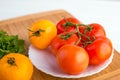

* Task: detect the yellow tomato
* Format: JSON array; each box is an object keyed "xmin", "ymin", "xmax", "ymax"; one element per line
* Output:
[
  {"xmin": 28, "ymin": 20, "xmax": 57, "ymax": 49},
  {"xmin": 0, "ymin": 53, "xmax": 33, "ymax": 80}
]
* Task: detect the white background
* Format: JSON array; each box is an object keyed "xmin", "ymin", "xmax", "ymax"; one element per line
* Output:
[{"xmin": 0, "ymin": 0, "xmax": 120, "ymax": 52}]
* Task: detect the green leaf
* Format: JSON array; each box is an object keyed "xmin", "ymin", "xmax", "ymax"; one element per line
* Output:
[{"xmin": 0, "ymin": 30, "xmax": 25, "ymax": 59}]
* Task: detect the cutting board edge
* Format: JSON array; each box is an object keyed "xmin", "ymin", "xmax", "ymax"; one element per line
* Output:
[{"xmin": 0, "ymin": 9, "xmax": 71, "ymax": 25}]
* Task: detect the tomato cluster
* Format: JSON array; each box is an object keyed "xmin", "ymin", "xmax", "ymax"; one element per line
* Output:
[
  {"xmin": 50, "ymin": 17, "xmax": 112, "ymax": 74},
  {"xmin": 28, "ymin": 18, "xmax": 112, "ymax": 75}
]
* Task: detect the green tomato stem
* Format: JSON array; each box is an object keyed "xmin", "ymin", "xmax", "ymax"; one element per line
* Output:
[{"xmin": 28, "ymin": 29, "xmax": 45, "ymax": 37}]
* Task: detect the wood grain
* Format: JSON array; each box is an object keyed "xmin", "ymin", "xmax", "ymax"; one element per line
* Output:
[{"xmin": 0, "ymin": 10, "xmax": 120, "ymax": 80}]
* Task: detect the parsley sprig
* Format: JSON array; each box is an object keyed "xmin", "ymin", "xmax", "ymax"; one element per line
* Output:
[{"xmin": 0, "ymin": 31, "xmax": 25, "ymax": 59}]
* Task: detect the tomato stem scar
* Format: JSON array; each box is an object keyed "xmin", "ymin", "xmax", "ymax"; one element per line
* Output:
[{"xmin": 7, "ymin": 57, "xmax": 17, "ymax": 66}]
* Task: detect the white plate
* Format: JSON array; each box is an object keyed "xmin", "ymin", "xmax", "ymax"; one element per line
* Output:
[{"xmin": 28, "ymin": 45, "xmax": 114, "ymax": 78}]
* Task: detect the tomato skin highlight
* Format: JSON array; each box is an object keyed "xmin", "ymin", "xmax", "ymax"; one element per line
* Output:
[
  {"xmin": 56, "ymin": 45, "xmax": 89, "ymax": 74},
  {"xmin": 50, "ymin": 32, "xmax": 79, "ymax": 56},
  {"xmin": 85, "ymin": 36, "xmax": 112, "ymax": 65},
  {"xmin": 57, "ymin": 17, "xmax": 81, "ymax": 34}
]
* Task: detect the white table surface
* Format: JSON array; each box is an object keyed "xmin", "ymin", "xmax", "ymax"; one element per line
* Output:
[{"xmin": 0, "ymin": 0, "xmax": 120, "ymax": 52}]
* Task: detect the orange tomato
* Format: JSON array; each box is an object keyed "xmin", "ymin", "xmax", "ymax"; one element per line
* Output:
[
  {"xmin": 56, "ymin": 45, "xmax": 89, "ymax": 74},
  {"xmin": 0, "ymin": 53, "xmax": 33, "ymax": 80},
  {"xmin": 28, "ymin": 20, "xmax": 57, "ymax": 49}
]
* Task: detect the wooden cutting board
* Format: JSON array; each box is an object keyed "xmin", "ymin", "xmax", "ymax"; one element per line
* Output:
[{"xmin": 0, "ymin": 10, "xmax": 120, "ymax": 80}]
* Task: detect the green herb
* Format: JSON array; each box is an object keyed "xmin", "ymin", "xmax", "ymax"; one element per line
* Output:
[{"xmin": 0, "ymin": 30, "xmax": 25, "ymax": 59}]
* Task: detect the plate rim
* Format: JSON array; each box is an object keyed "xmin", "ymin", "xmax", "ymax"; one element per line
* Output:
[{"xmin": 28, "ymin": 45, "xmax": 114, "ymax": 78}]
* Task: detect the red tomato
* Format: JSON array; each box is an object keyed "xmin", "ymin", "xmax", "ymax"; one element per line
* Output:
[
  {"xmin": 56, "ymin": 45, "xmax": 89, "ymax": 74},
  {"xmin": 89, "ymin": 23, "xmax": 106, "ymax": 37},
  {"xmin": 85, "ymin": 36, "xmax": 112, "ymax": 65},
  {"xmin": 79, "ymin": 23, "xmax": 106, "ymax": 47},
  {"xmin": 79, "ymin": 23, "xmax": 106, "ymax": 41},
  {"xmin": 56, "ymin": 17, "xmax": 81, "ymax": 34},
  {"xmin": 50, "ymin": 32, "xmax": 79, "ymax": 56}
]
